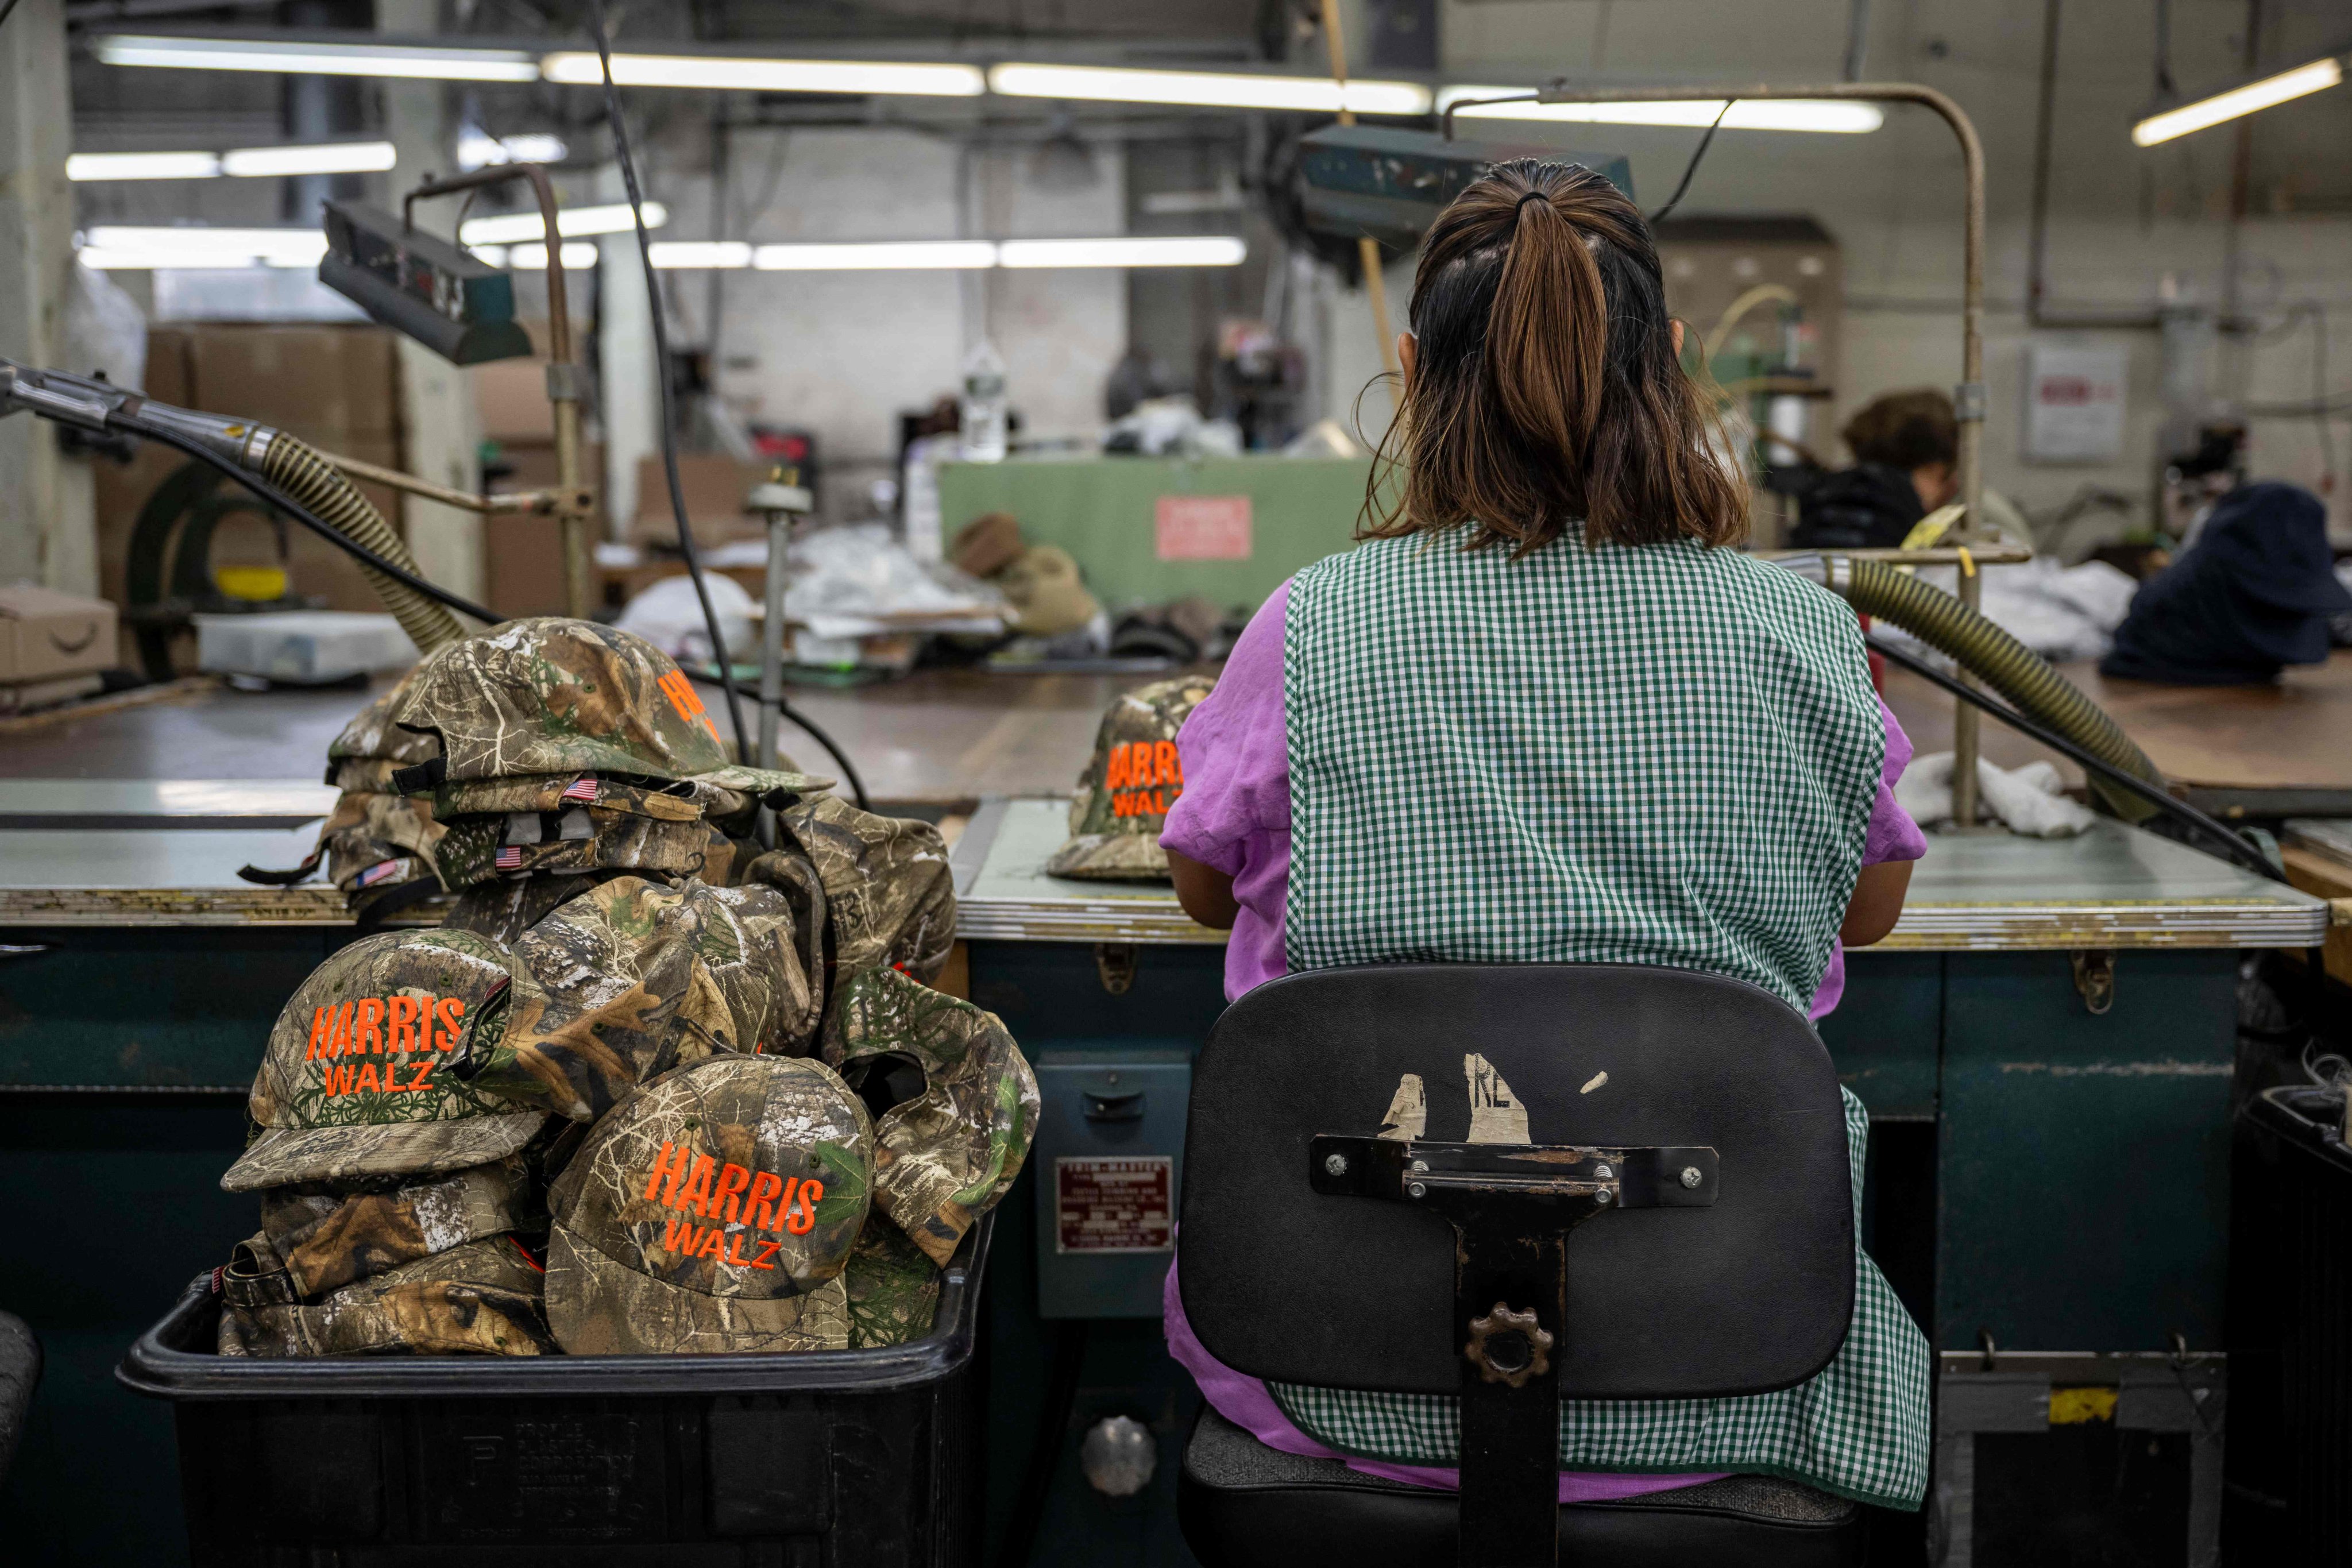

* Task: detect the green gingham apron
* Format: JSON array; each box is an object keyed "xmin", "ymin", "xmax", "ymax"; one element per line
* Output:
[{"xmin": 1271, "ymin": 532, "xmax": 1932, "ymax": 1509}]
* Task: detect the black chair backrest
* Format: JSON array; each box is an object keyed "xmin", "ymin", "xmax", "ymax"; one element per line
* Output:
[{"xmin": 1179, "ymin": 964, "xmax": 1853, "ymax": 1400}]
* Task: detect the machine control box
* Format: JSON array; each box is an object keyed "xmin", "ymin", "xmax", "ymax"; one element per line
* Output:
[{"xmin": 1033, "ymin": 1050, "xmax": 1190, "ymax": 1319}]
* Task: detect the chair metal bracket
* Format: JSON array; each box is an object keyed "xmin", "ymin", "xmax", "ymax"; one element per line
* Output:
[{"xmin": 1310, "ymin": 1134, "xmax": 1720, "ymax": 1568}]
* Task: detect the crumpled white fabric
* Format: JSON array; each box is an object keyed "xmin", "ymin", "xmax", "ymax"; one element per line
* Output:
[{"xmin": 1895, "ymin": 750, "xmax": 2097, "ymax": 838}]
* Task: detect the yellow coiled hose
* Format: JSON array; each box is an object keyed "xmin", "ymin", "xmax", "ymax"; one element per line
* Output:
[
  {"xmin": 1820, "ymin": 555, "xmax": 2165, "ymax": 822},
  {"xmin": 257, "ymin": 432, "xmax": 466, "ymax": 655}
]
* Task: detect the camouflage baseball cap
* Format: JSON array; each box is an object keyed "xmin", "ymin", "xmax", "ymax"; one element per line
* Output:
[
  {"xmin": 217, "ymin": 1231, "xmax": 555, "ymax": 1357},
  {"xmin": 843, "ymin": 1220, "xmax": 942, "ymax": 1348},
  {"xmin": 391, "ymin": 617, "xmax": 831, "ymax": 794},
  {"xmin": 822, "ymin": 968, "xmax": 1039, "ymax": 1266},
  {"xmin": 760, "ymin": 796, "xmax": 956, "ymax": 984},
  {"xmin": 544, "ymin": 1054, "xmax": 873, "ymax": 1355},
  {"xmin": 1046, "ymin": 674, "xmax": 1216, "ymax": 880},
  {"xmin": 256, "ymin": 1152, "xmax": 540, "ymax": 1299},
  {"xmin": 221, "ymin": 930, "xmax": 549, "ymax": 1194},
  {"xmin": 453, "ymin": 876, "xmax": 814, "ymax": 1124}
]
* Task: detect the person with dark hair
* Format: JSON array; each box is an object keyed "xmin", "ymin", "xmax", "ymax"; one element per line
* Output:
[
  {"xmin": 1154, "ymin": 161, "xmax": 1931, "ymax": 1512},
  {"xmin": 2102, "ymin": 480, "xmax": 2351, "ymax": 684}
]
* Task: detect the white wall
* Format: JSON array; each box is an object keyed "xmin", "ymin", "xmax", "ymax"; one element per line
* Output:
[{"xmin": 699, "ymin": 129, "xmax": 1126, "ymax": 510}]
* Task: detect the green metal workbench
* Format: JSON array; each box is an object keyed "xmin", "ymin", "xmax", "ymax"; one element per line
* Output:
[{"xmin": 0, "ymin": 785, "xmax": 2330, "ymax": 1564}]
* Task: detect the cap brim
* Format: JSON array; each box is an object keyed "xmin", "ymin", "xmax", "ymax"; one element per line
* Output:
[
  {"xmin": 1045, "ymin": 832, "xmax": 1173, "ymax": 881},
  {"xmin": 221, "ymin": 1110, "xmax": 548, "ymax": 1194},
  {"xmin": 544, "ymin": 1221, "xmax": 850, "ymax": 1355}
]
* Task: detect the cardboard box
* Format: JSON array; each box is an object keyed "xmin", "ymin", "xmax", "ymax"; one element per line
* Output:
[
  {"xmin": 485, "ymin": 513, "xmax": 571, "ymax": 619},
  {"xmin": 187, "ymin": 325, "xmax": 402, "ymax": 443},
  {"xmin": 0, "ymin": 584, "xmax": 119, "ymax": 683},
  {"xmin": 629, "ymin": 454, "xmax": 766, "ymax": 546}
]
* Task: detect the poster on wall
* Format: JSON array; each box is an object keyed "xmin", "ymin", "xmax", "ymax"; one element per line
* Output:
[{"xmin": 2023, "ymin": 343, "xmax": 2128, "ymax": 462}]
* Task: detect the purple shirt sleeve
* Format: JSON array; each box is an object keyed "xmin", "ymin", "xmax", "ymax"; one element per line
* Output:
[{"xmin": 1161, "ymin": 580, "xmax": 1292, "ymax": 871}]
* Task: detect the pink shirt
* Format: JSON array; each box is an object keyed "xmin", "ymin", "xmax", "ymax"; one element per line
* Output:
[{"xmin": 1157, "ymin": 574, "xmax": 1926, "ymax": 1497}]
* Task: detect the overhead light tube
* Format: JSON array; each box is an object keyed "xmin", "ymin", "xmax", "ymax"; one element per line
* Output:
[
  {"xmin": 2131, "ymin": 53, "xmax": 2346, "ymax": 145},
  {"xmin": 541, "ymin": 51, "xmax": 984, "ymax": 96},
  {"xmin": 91, "ymin": 33, "xmax": 540, "ymax": 82},
  {"xmin": 990, "ymin": 62, "xmax": 1430, "ymax": 115},
  {"xmin": 1442, "ymin": 88, "xmax": 1884, "ymax": 133}
]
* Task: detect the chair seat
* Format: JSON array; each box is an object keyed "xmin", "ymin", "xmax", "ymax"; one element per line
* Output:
[{"xmin": 1176, "ymin": 1409, "xmax": 1867, "ymax": 1568}]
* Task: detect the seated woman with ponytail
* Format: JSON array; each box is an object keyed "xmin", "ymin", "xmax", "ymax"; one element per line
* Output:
[{"xmin": 1158, "ymin": 160, "xmax": 1931, "ymax": 1511}]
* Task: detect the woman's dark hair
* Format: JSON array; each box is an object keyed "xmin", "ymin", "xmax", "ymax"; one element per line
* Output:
[
  {"xmin": 1841, "ymin": 389, "xmax": 1958, "ymax": 473},
  {"xmin": 1362, "ymin": 158, "xmax": 1746, "ymax": 554}
]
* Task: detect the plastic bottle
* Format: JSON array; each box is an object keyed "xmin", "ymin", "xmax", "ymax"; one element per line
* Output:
[{"xmin": 959, "ymin": 340, "xmax": 1010, "ymax": 462}]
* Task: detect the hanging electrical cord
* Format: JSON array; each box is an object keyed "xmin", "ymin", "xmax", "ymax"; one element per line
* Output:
[
  {"xmin": 1866, "ymin": 633, "xmax": 2288, "ymax": 883},
  {"xmin": 1647, "ymin": 99, "xmax": 1734, "ymax": 225},
  {"xmin": 584, "ymin": 0, "xmax": 753, "ymax": 765}
]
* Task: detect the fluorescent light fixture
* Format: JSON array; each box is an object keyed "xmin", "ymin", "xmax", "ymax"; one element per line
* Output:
[
  {"xmin": 752, "ymin": 241, "xmax": 997, "ymax": 271},
  {"xmin": 67, "ymin": 150, "xmax": 222, "ymax": 181},
  {"xmin": 92, "ymin": 33, "xmax": 540, "ymax": 82},
  {"xmin": 502, "ymin": 241, "xmax": 603, "ymax": 270},
  {"xmin": 2132, "ymin": 53, "xmax": 2346, "ymax": 145},
  {"xmin": 998, "ymin": 235, "xmax": 1246, "ymax": 268},
  {"xmin": 458, "ymin": 202, "xmax": 666, "ymax": 245},
  {"xmin": 221, "ymin": 140, "xmax": 397, "ymax": 177},
  {"xmin": 541, "ymin": 51, "xmax": 984, "ymax": 96},
  {"xmin": 457, "ymin": 129, "xmax": 568, "ymax": 171},
  {"xmin": 68, "ymin": 139, "xmax": 399, "ymax": 181},
  {"xmin": 1442, "ymin": 88, "xmax": 1883, "ymax": 133},
  {"xmin": 78, "ymin": 226, "xmax": 331, "ymax": 268},
  {"xmin": 990, "ymin": 62, "xmax": 1430, "ymax": 115},
  {"xmin": 648, "ymin": 241, "xmax": 753, "ymax": 269}
]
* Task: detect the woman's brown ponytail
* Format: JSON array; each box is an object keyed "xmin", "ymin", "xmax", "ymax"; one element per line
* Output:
[{"xmin": 1363, "ymin": 159, "xmax": 1747, "ymax": 554}]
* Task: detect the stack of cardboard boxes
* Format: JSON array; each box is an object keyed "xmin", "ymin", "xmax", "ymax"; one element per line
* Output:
[{"xmin": 95, "ymin": 325, "xmax": 411, "ymax": 671}]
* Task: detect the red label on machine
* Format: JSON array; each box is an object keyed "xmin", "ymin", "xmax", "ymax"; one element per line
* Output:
[
  {"xmin": 1055, "ymin": 1157, "xmax": 1174, "ymax": 1254},
  {"xmin": 1154, "ymin": 496, "xmax": 1252, "ymax": 561}
]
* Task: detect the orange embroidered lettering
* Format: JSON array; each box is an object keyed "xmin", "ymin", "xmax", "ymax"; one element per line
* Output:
[
  {"xmin": 433, "ymin": 996, "xmax": 465, "ymax": 1051},
  {"xmin": 352, "ymin": 997, "xmax": 385, "ymax": 1055},
  {"xmin": 715, "ymin": 1162, "xmax": 753, "ymax": 1222},
  {"xmin": 679, "ymin": 1154, "xmax": 718, "ymax": 1217},
  {"xmin": 749, "ymin": 1238, "xmax": 782, "ymax": 1271},
  {"xmin": 386, "ymin": 995, "xmax": 420, "ymax": 1053},
  {"xmin": 746, "ymin": 1171, "xmax": 784, "ymax": 1229},
  {"xmin": 786, "ymin": 1180, "xmax": 824, "ymax": 1235},
  {"xmin": 643, "ymin": 1141, "xmax": 693, "ymax": 1204}
]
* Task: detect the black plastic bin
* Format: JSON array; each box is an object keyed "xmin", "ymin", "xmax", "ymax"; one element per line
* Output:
[
  {"xmin": 2227, "ymin": 1085, "xmax": 2352, "ymax": 1562},
  {"xmin": 117, "ymin": 1215, "xmax": 992, "ymax": 1567}
]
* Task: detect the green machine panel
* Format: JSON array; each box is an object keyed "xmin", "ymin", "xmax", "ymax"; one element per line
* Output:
[
  {"xmin": 1937, "ymin": 949, "xmax": 2239, "ymax": 1352},
  {"xmin": 935, "ymin": 455, "xmax": 1372, "ymax": 612}
]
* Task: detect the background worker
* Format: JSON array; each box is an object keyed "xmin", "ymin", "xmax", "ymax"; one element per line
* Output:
[{"xmin": 1159, "ymin": 160, "xmax": 1932, "ymax": 1512}]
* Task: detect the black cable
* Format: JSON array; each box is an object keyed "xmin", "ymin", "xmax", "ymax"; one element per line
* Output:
[
  {"xmin": 1647, "ymin": 98, "xmax": 1733, "ymax": 225},
  {"xmin": 1866, "ymin": 633, "xmax": 2288, "ymax": 883},
  {"xmin": 584, "ymin": 0, "xmax": 754, "ymax": 767},
  {"xmin": 123, "ymin": 416, "xmax": 501, "ymax": 625}
]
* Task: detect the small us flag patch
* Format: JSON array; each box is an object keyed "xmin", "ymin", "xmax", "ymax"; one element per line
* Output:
[
  {"xmin": 354, "ymin": 857, "xmax": 410, "ymax": 889},
  {"xmin": 561, "ymin": 777, "xmax": 598, "ymax": 804},
  {"xmin": 496, "ymin": 846, "xmax": 526, "ymax": 870}
]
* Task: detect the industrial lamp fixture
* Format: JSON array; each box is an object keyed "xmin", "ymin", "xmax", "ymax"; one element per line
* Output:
[{"xmin": 2131, "ymin": 45, "xmax": 2348, "ymax": 145}]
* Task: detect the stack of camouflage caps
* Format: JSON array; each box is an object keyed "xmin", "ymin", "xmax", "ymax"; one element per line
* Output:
[{"xmin": 214, "ymin": 617, "xmax": 1037, "ymax": 1360}]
